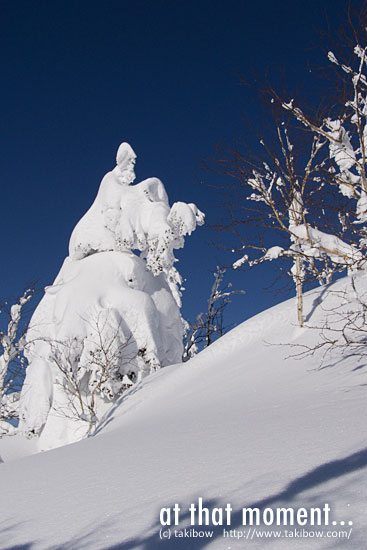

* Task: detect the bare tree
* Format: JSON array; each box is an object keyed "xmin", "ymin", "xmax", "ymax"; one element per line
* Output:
[{"xmin": 183, "ymin": 267, "xmax": 245, "ymax": 359}]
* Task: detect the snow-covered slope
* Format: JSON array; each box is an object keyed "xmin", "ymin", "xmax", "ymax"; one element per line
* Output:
[{"xmin": 0, "ymin": 275, "xmax": 366, "ymax": 549}]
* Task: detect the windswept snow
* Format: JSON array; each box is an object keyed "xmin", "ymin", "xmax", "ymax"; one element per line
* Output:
[{"xmin": 0, "ymin": 273, "xmax": 365, "ymax": 549}]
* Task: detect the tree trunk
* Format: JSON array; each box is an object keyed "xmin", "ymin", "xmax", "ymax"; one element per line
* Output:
[{"xmin": 295, "ymin": 253, "xmax": 304, "ymax": 327}]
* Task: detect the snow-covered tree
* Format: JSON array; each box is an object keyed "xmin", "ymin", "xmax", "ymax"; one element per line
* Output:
[
  {"xmin": 277, "ymin": 35, "xmax": 367, "ymax": 315},
  {"xmin": 282, "ymin": 44, "xmax": 367, "ymax": 242},
  {"xmin": 212, "ymin": 24, "xmax": 367, "ymax": 326},
  {"xmin": 213, "ymin": 122, "xmax": 337, "ymax": 326},
  {"xmin": 19, "ymin": 143, "xmax": 204, "ymax": 450},
  {"xmin": 0, "ymin": 288, "xmax": 34, "ymax": 435}
]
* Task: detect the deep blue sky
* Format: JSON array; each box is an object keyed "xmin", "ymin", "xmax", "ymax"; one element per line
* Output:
[{"xmin": 0, "ymin": 0, "xmax": 353, "ymax": 326}]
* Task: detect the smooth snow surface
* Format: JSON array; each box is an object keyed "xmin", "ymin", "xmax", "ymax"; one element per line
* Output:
[{"xmin": 0, "ymin": 274, "xmax": 366, "ymax": 549}]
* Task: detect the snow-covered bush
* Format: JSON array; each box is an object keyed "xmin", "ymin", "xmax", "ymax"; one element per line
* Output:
[{"xmin": 19, "ymin": 143, "xmax": 204, "ymax": 449}]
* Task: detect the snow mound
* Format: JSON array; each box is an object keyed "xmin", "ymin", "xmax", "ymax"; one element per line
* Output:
[{"xmin": 0, "ymin": 272, "xmax": 366, "ymax": 549}]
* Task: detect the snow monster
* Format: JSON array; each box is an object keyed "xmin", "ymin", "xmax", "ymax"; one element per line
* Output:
[{"xmin": 19, "ymin": 143, "xmax": 204, "ymax": 450}]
